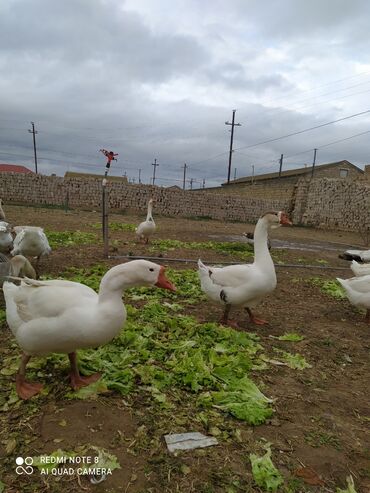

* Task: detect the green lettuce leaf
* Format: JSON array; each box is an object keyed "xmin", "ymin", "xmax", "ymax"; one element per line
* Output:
[{"xmin": 250, "ymin": 445, "xmax": 284, "ymax": 492}]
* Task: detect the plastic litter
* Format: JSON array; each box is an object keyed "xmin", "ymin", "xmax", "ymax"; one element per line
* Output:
[{"xmin": 164, "ymin": 432, "xmax": 218, "ymax": 453}]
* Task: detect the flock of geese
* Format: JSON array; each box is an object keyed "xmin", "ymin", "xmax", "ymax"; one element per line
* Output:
[{"xmin": 0, "ymin": 199, "xmax": 369, "ymax": 400}]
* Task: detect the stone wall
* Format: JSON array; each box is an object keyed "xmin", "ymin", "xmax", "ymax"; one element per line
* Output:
[
  {"xmin": 1, "ymin": 172, "xmax": 369, "ymax": 231},
  {"xmin": 293, "ymin": 178, "xmax": 370, "ymax": 231},
  {"xmin": 0, "ymin": 172, "xmax": 289, "ymax": 223}
]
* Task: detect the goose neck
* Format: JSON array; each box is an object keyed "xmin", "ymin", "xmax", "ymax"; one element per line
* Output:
[
  {"xmin": 146, "ymin": 202, "xmax": 153, "ymax": 220},
  {"xmin": 98, "ymin": 265, "xmax": 131, "ymax": 304},
  {"xmin": 253, "ymin": 218, "xmax": 271, "ymax": 264}
]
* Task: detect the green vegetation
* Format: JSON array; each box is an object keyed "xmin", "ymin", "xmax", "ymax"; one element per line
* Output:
[
  {"xmin": 3, "ymin": 267, "xmax": 272, "ymax": 425},
  {"xmin": 276, "ymin": 332, "xmax": 304, "ymax": 342},
  {"xmin": 309, "ymin": 277, "xmax": 345, "ymax": 299},
  {"xmin": 249, "ymin": 444, "xmax": 284, "ymax": 492},
  {"xmin": 150, "ymin": 239, "xmax": 254, "ymax": 259},
  {"xmin": 274, "ymin": 349, "xmax": 312, "ymax": 370},
  {"xmin": 46, "ymin": 230, "xmax": 98, "ymax": 249},
  {"xmin": 336, "ymin": 476, "xmax": 357, "ymax": 493},
  {"xmin": 92, "ymin": 221, "xmax": 136, "ymax": 232},
  {"xmin": 305, "ymin": 430, "xmax": 341, "ymax": 450}
]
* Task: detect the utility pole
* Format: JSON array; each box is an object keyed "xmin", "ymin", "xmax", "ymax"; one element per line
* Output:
[
  {"xmin": 151, "ymin": 158, "xmax": 159, "ymax": 185},
  {"xmin": 278, "ymin": 154, "xmax": 284, "ymax": 177},
  {"xmin": 189, "ymin": 178, "xmax": 194, "ymax": 190},
  {"xmin": 225, "ymin": 110, "xmax": 241, "ymax": 184},
  {"xmin": 233, "ymin": 167, "xmax": 237, "ymax": 180},
  {"xmin": 311, "ymin": 148, "xmax": 317, "ymax": 178},
  {"xmin": 138, "ymin": 168, "xmax": 142, "ymax": 184},
  {"xmin": 28, "ymin": 122, "xmax": 38, "ymax": 174},
  {"xmin": 202, "ymin": 178, "xmax": 205, "ymax": 188},
  {"xmin": 182, "ymin": 163, "xmax": 188, "ymax": 190}
]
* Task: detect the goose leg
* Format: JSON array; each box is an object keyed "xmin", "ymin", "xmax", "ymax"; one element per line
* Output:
[
  {"xmin": 220, "ymin": 304, "xmax": 239, "ymax": 328},
  {"xmin": 35, "ymin": 255, "xmax": 41, "ymax": 279},
  {"xmin": 16, "ymin": 353, "xmax": 43, "ymax": 400},
  {"xmin": 68, "ymin": 352, "xmax": 101, "ymax": 389},
  {"xmin": 246, "ymin": 307, "xmax": 267, "ymax": 325}
]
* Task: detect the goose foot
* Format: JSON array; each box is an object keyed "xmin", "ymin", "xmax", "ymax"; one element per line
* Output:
[
  {"xmin": 220, "ymin": 304, "xmax": 239, "ymax": 327},
  {"xmin": 250, "ymin": 317, "xmax": 267, "ymax": 325},
  {"xmin": 246, "ymin": 308, "xmax": 268, "ymax": 325},
  {"xmin": 68, "ymin": 351, "xmax": 101, "ymax": 389},
  {"xmin": 220, "ymin": 318, "xmax": 239, "ymax": 328},
  {"xmin": 70, "ymin": 372, "xmax": 101, "ymax": 390},
  {"xmin": 16, "ymin": 375, "xmax": 43, "ymax": 400}
]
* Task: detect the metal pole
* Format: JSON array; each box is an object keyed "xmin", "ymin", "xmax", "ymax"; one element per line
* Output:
[
  {"xmin": 138, "ymin": 169, "xmax": 142, "ymax": 184},
  {"xmin": 311, "ymin": 148, "xmax": 317, "ymax": 178},
  {"xmin": 102, "ymin": 179, "xmax": 109, "ymax": 257},
  {"xmin": 225, "ymin": 110, "xmax": 241, "ymax": 184},
  {"xmin": 152, "ymin": 158, "xmax": 158, "ymax": 185},
  {"xmin": 28, "ymin": 122, "xmax": 38, "ymax": 174},
  {"xmin": 182, "ymin": 163, "xmax": 187, "ymax": 190},
  {"xmin": 278, "ymin": 154, "xmax": 284, "ymax": 177}
]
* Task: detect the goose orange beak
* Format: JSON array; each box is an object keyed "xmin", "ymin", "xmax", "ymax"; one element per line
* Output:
[
  {"xmin": 155, "ymin": 266, "xmax": 176, "ymax": 291},
  {"xmin": 279, "ymin": 212, "xmax": 292, "ymax": 226}
]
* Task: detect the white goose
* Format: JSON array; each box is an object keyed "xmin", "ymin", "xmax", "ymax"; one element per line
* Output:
[
  {"xmin": 11, "ymin": 226, "xmax": 51, "ymax": 274},
  {"xmin": 4, "ymin": 259, "xmax": 176, "ymax": 399},
  {"xmin": 198, "ymin": 211, "xmax": 292, "ymax": 327},
  {"xmin": 337, "ymin": 275, "xmax": 370, "ymax": 323},
  {"xmin": 0, "ymin": 221, "xmax": 13, "ymax": 253},
  {"xmin": 0, "ymin": 253, "xmax": 36, "ymax": 284},
  {"xmin": 136, "ymin": 199, "xmax": 156, "ymax": 244},
  {"xmin": 350, "ymin": 260, "xmax": 370, "ymax": 277}
]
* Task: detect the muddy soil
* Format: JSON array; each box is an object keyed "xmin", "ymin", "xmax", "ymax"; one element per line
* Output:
[{"xmin": 0, "ymin": 204, "xmax": 369, "ymax": 493}]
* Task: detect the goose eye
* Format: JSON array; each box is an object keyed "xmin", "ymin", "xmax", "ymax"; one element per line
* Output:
[{"xmin": 149, "ymin": 268, "xmax": 154, "ymax": 272}]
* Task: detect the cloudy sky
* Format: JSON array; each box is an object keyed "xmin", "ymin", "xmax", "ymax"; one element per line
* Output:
[{"xmin": 1, "ymin": 0, "xmax": 370, "ymax": 188}]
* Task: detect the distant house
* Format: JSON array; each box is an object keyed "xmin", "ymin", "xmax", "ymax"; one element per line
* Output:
[
  {"xmin": 0, "ymin": 164, "xmax": 34, "ymax": 174},
  {"xmin": 167, "ymin": 185, "xmax": 182, "ymax": 191},
  {"xmin": 219, "ymin": 160, "xmax": 364, "ymax": 200}
]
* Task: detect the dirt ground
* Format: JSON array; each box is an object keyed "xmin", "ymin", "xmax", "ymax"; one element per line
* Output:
[{"xmin": 0, "ymin": 204, "xmax": 369, "ymax": 493}]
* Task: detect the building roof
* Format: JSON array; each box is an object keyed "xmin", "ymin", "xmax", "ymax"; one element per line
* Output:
[
  {"xmin": 222, "ymin": 160, "xmax": 363, "ymax": 186},
  {"xmin": 0, "ymin": 164, "xmax": 34, "ymax": 174}
]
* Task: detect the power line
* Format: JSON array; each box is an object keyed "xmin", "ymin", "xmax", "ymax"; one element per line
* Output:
[{"xmin": 234, "ymin": 109, "xmax": 370, "ymax": 152}]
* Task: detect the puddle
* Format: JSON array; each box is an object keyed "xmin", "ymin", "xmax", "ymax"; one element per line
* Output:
[{"xmin": 208, "ymin": 235, "xmax": 357, "ymax": 253}]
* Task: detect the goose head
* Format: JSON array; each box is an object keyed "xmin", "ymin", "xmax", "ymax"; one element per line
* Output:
[
  {"xmin": 100, "ymin": 259, "xmax": 176, "ymax": 293},
  {"xmin": 132, "ymin": 260, "xmax": 175, "ymax": 291},
  {"xmin": 262, "ymin": 211, "xmax": 292, "ymax": 229}
]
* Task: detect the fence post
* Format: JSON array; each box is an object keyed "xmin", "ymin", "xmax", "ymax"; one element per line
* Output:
[{"xmin": 102, "ymin": 178, "xmax": 109, "ymax": 257}]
